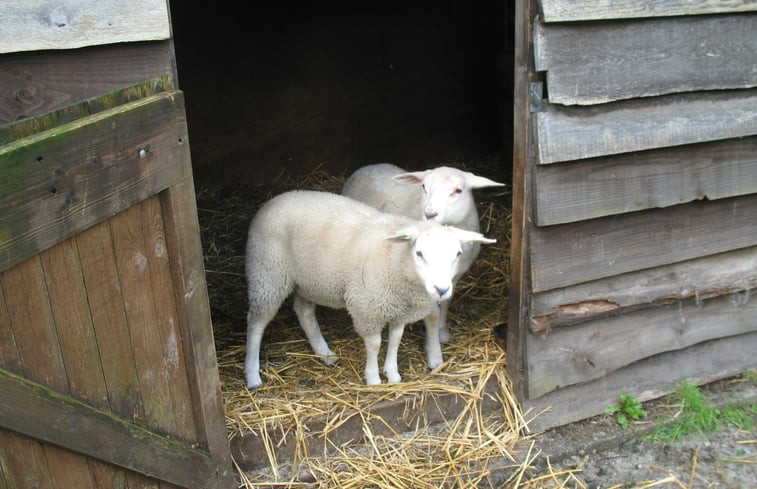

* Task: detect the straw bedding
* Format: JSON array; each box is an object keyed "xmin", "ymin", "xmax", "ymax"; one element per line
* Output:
[{"xmin": 197, "ymin": 158, "xmax": 582, "ymax": 487}]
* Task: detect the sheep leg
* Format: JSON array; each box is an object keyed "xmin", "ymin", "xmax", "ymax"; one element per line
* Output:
[
  {"xmin": 362, "ymin": 332, "xmax": 383, "ymax": 385},
  {"xmin": 383, "ymin": 322, "xmax": 405, "ymax": 383},
  {"xmin": 423, "ymin": 303, "xmax": 444, "ymax": 370},
  {"xmin": 245, "ymin": 308, "xmax": 277, "ymax": 389},
  {"xmin": 293, "ymin": 293, "xmax": 337, "ymax": 365},
  {"xmin": 438, "ymin": 300, "xmax": 451, "ymax": 344}
]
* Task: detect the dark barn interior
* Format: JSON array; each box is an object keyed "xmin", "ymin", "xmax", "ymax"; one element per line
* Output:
[{"xmin": 169, "ymin": 1, "xmax": 514, "ymax": 186}]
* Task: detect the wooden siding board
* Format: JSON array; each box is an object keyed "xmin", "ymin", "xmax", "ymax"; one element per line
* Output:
[
  {"xmin": 531, "ymin": 246, "xmax": 757, "ymax": 331},
  {"xmin": 507, "ymin": 0, "xmax": 538, "ymax": 412},
  {"xmin": 527, "ymin": 291, "xmax": 757, "ymax": 398},
  {"xmin": 0, "ymin": 256, "xmax": 66, "ymax": 390},
  {"xmin": 141, "ymin": 195, "xmax": 198, "ymax": 442},
  {"xmin": 539, "ymin": 0, "xmax": 757, "ymax": 22},
  {"xmin": 0, "ymin": 0, "xmax": 170, "ymax": 54},
  {"xmin": 0, "ymin": 431, "xmax": 54, "ymax": 489},
  {"xmin": 160, "ymin": 178, "xmax": 236, "ymax": 488},
  {"xmin": 534, "ymin": 136, "xmax": 757, "ymax": 225},
  {"xmin": 534, "ymin": 14, "xmax": 757, "ymax": 105},
  {"xmin": 40, "ymin": 239, "xmax": 110, "ymax": 407},
  {"xmin": 0, "ymin": 44, "xmax": 175, "ymax": 126},
  {"xmin": 0, "ymin": 367, "xmax": 218, "ymax": 489},
  {"xmin": 531, "ymin": 194, "xmax": 757, "ymax": 292},
  {"xmin": 0, "ymin": 285, "xmax": 19, "ymax": 370},
  {"xmin": 535, "ymin": 90, "xmax": 757, "ymax": 164},
  {"xmin": 0, "ymin": 90, "xmax": 192, "ymax": 273},
  {"xmin": 0, "ymin": 75, "xmax": 174, "ymax": 145},
  {"xmin": 110, "ymin": 203, "xmax": 178, "ymax": 436},
  {"xmin": 523, "ymin": 331, "xmax": 757, "ymax": 431},
  {"xmin": 75, "ymin": 220, "xmax": 144, "ymax": 419}
]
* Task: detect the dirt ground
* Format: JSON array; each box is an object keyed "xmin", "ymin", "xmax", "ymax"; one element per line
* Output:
[{"xmin": 505, "ymin": 375, "xmax": 757, "ymax": 489}]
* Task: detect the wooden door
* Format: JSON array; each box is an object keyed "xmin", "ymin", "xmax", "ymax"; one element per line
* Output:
[{"xmin": 0, "ymin": 2, "xmax": 235, "ymax": 487}]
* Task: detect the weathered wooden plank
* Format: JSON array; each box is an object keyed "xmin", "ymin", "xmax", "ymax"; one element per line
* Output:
[
  {"xmin": 0, "ymin": 256, "xmax": 66, "ymax": 389},
  {"xmin": 0, "ymin": 90, "xmax": 192, "ymax": 272},
  {"xmin": 0, "ymin": 286, "xmax": 19, "ymax": 371},
  {"xmin": 534, "ymin": 14, "xmax": 757, "ymax": 106},
  {"xmin": 0, "ymin": 75, "xmax": 174, "ymax": 144},
  {"xmin": 160, "ymin": 178, "xmax": 236, "ymax": 488},
  {"xmin": 0, "ymin": 0, "xmax": 170, "ymax": 54},
  {"xmin": 0, "ymin": 431, "xmax": 54, "ymax": 489},
  {"xmin": 536, "ymin": 90, "xmax": 757, "ymax": 164},
  {"xmin": 523, "ymin": 331, "xmax": 757, "ymax": 432},
  {"xmin": 110, "ymin": 203, "xmax": 178, "ymax": 436},
  {"xmin": 0, "ymin": 367, "xmax": 219, "ymax": 489},
  {"xmin": 527, "ymin": 291, "xmax": 757, "ymax": 398},
  {"xmin": 531, "ymin": 194, "xmax": 757, "ymax": 292},
  {"xmin": 40, "ymin": 240, "xmax": 109, "ymax": 407},
  {"xmin": 141, "ymin": 195, "xmax": 198, "ymax": 442},
  {"xmin": 0, "ymin": 280, "xmax": 55, "ymax": 489},
  {"xmin": 534, "ymin": 136, "xmax": 757, "ymax": 225},
  {"xmin": 75, "ymin": 220, "xmax": 143, "ymax": 419},
  {"xmin": 0, "ymin": 253, "xmax": 97, "ymax": 489},
  {"xmin": 531, "ymin": 246, "xmax": 757, "ymax": 331},
  {"xmin": 90, "ymin": 461, "xmax": 131, "ymax": 489},
  {"xmin": 0, "ymin": 442, "xmax": 9, "ymax": 489},
  {"xmin": 539, "ymin": 0, "xmax": 757, "ymax": 22},
  {"xmin": 507, "ymin": 0, "xmax": 539, "ymax": 406}
]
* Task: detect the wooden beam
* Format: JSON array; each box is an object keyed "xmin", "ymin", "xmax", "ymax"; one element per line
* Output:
[
  {"xmin": 507, "ymin": 0, "xmax": 537, "ymax": 406},
  {"xmin": 530, "ymin": 194, "xmax": 757, "ymax": 292},
  {"xmin": 538, "ymin": 0, "xmax": 757, "ymax": 22},
  {"xmin": 536, "ymin": 90, "xmax": 757, "ymax": 164},
  {"xmin": 0, "ymin": 90, "xmax": 191, "ymax": 272},
  {"xmin": 534, "ymin": 14, "xmax": 757, "ymax": 105},
  {"xmin": 0, "ymin": 42, "xmax": 175, "ymax": 126},
  {"xmin": 160, "ymin": 178, "xmax": 236, "ymax": 487},
  {"xmin": 527, "ymin": 291, "xmax": 757, "ymax": 398},
  {"xmin": 0, "ymin": 367, "xmax": 216, "ymax": 488},
  {"xmin": 522, "ymin": 331, "xmax": 757, "ymax": 431},
  {"xmin": 531, "ymin": 246, "xmax": 757, "ymax": 331},
  {"xmin": 534, "ymin": 137, "xmax": 757, "ymax": 225},
  {"xmin": 0, "ymin": 0, "xmax": 170, "ymax": 54}
]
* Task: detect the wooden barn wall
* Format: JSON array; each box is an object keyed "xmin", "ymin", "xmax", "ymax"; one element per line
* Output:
[
  {"xmin": 509, "ymin": 0, "xmax": 757, "ymax": 430},
  {"xmin": 170, "ymin": 1, "xmax": 509, "ymax": 186},
  {"xmin": 0, "ymin": 1, "xmax": 234, "ymax": 487}
]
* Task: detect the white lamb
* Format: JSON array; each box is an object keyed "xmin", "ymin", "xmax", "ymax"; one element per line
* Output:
[
  {"xmin": 244, "ymin": 190, "xmax": 495, "ymax": 388},
  {"xmin": 342, "ymin": 163, "xmax": 505, "ymax": 369}
]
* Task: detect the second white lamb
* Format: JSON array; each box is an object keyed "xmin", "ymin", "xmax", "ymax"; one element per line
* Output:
[{"xmin": 342, "ymin": 163, "xmax": 506, "ymax": 369}]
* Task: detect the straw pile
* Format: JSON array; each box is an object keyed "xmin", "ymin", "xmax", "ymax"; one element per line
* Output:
[{"xmin": 197, "ymin": 158, "xmax": 578, "ymax": 487}]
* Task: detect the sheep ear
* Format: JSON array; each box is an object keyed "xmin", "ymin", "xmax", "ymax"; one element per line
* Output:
[
  {"xmin": 465, "ymin": 172, "xmax": 507, "ymax": 189},
  {"xmin": 454, "ymin": 228, "xmax": 497, "ymax": 244},
  {"xmin": 393, "ymin": 171, "xmax": 426, "ymax": 186},
  {"xmin": 385, "ymin": 226, "xmax": 419, "ymax": 242}
]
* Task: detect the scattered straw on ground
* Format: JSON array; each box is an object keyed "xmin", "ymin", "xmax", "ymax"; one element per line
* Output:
[{"xmin": 198, "ymin": 158, "xmax": 596, "ymax": 487}]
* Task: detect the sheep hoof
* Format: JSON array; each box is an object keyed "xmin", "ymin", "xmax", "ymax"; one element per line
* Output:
[
  {"xmin": 365, "ymin": 375, "xmax": 382, "ymax": 385},
  {"xmin": 321, "ymin": 353, "xmax": 339, "ymax": 366}
]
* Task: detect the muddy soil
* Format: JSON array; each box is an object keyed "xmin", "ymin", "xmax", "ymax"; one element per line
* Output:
[{"xmin": 512, "ymin": 375, "xmax": 757, "ymax": 488}]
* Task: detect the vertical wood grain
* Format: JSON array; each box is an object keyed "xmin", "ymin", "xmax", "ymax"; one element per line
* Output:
[
  {"xmin": 76, "ymin": 220, "xmax": 144, "ymax": 419},
  {"xmin": 141, "ymin": 195, "xmax": 198, "ymax": 443},
  {"xmin": 110, "ymin": 203, "xmax": 178, "ymax": 436}
]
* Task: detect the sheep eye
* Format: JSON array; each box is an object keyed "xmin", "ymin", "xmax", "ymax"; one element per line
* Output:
[
  {"xmin": 415, "ymin": 250, "xmax": 424, "ymax": 260},
  {"xmin": 451, "ymin": 188, "xmax": 462, "ymax": 196},
  {"xmin": 421, "ymin": 184, "xmax": 428, "ymax": 193}
]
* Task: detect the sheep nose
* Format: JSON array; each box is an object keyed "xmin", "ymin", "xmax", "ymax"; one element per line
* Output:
[
  {"xmin": 435, "ymin": 285, "xmax": 450, "ymax": 298},
  {"xmin": 424, "ymin": 209, "xmax": 438, "ymax": 219}
]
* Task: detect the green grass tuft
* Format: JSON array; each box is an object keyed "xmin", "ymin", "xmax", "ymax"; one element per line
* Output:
[{"xmin": 645, "ymin": 380, "xmax": 756, "ymax": 444}]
